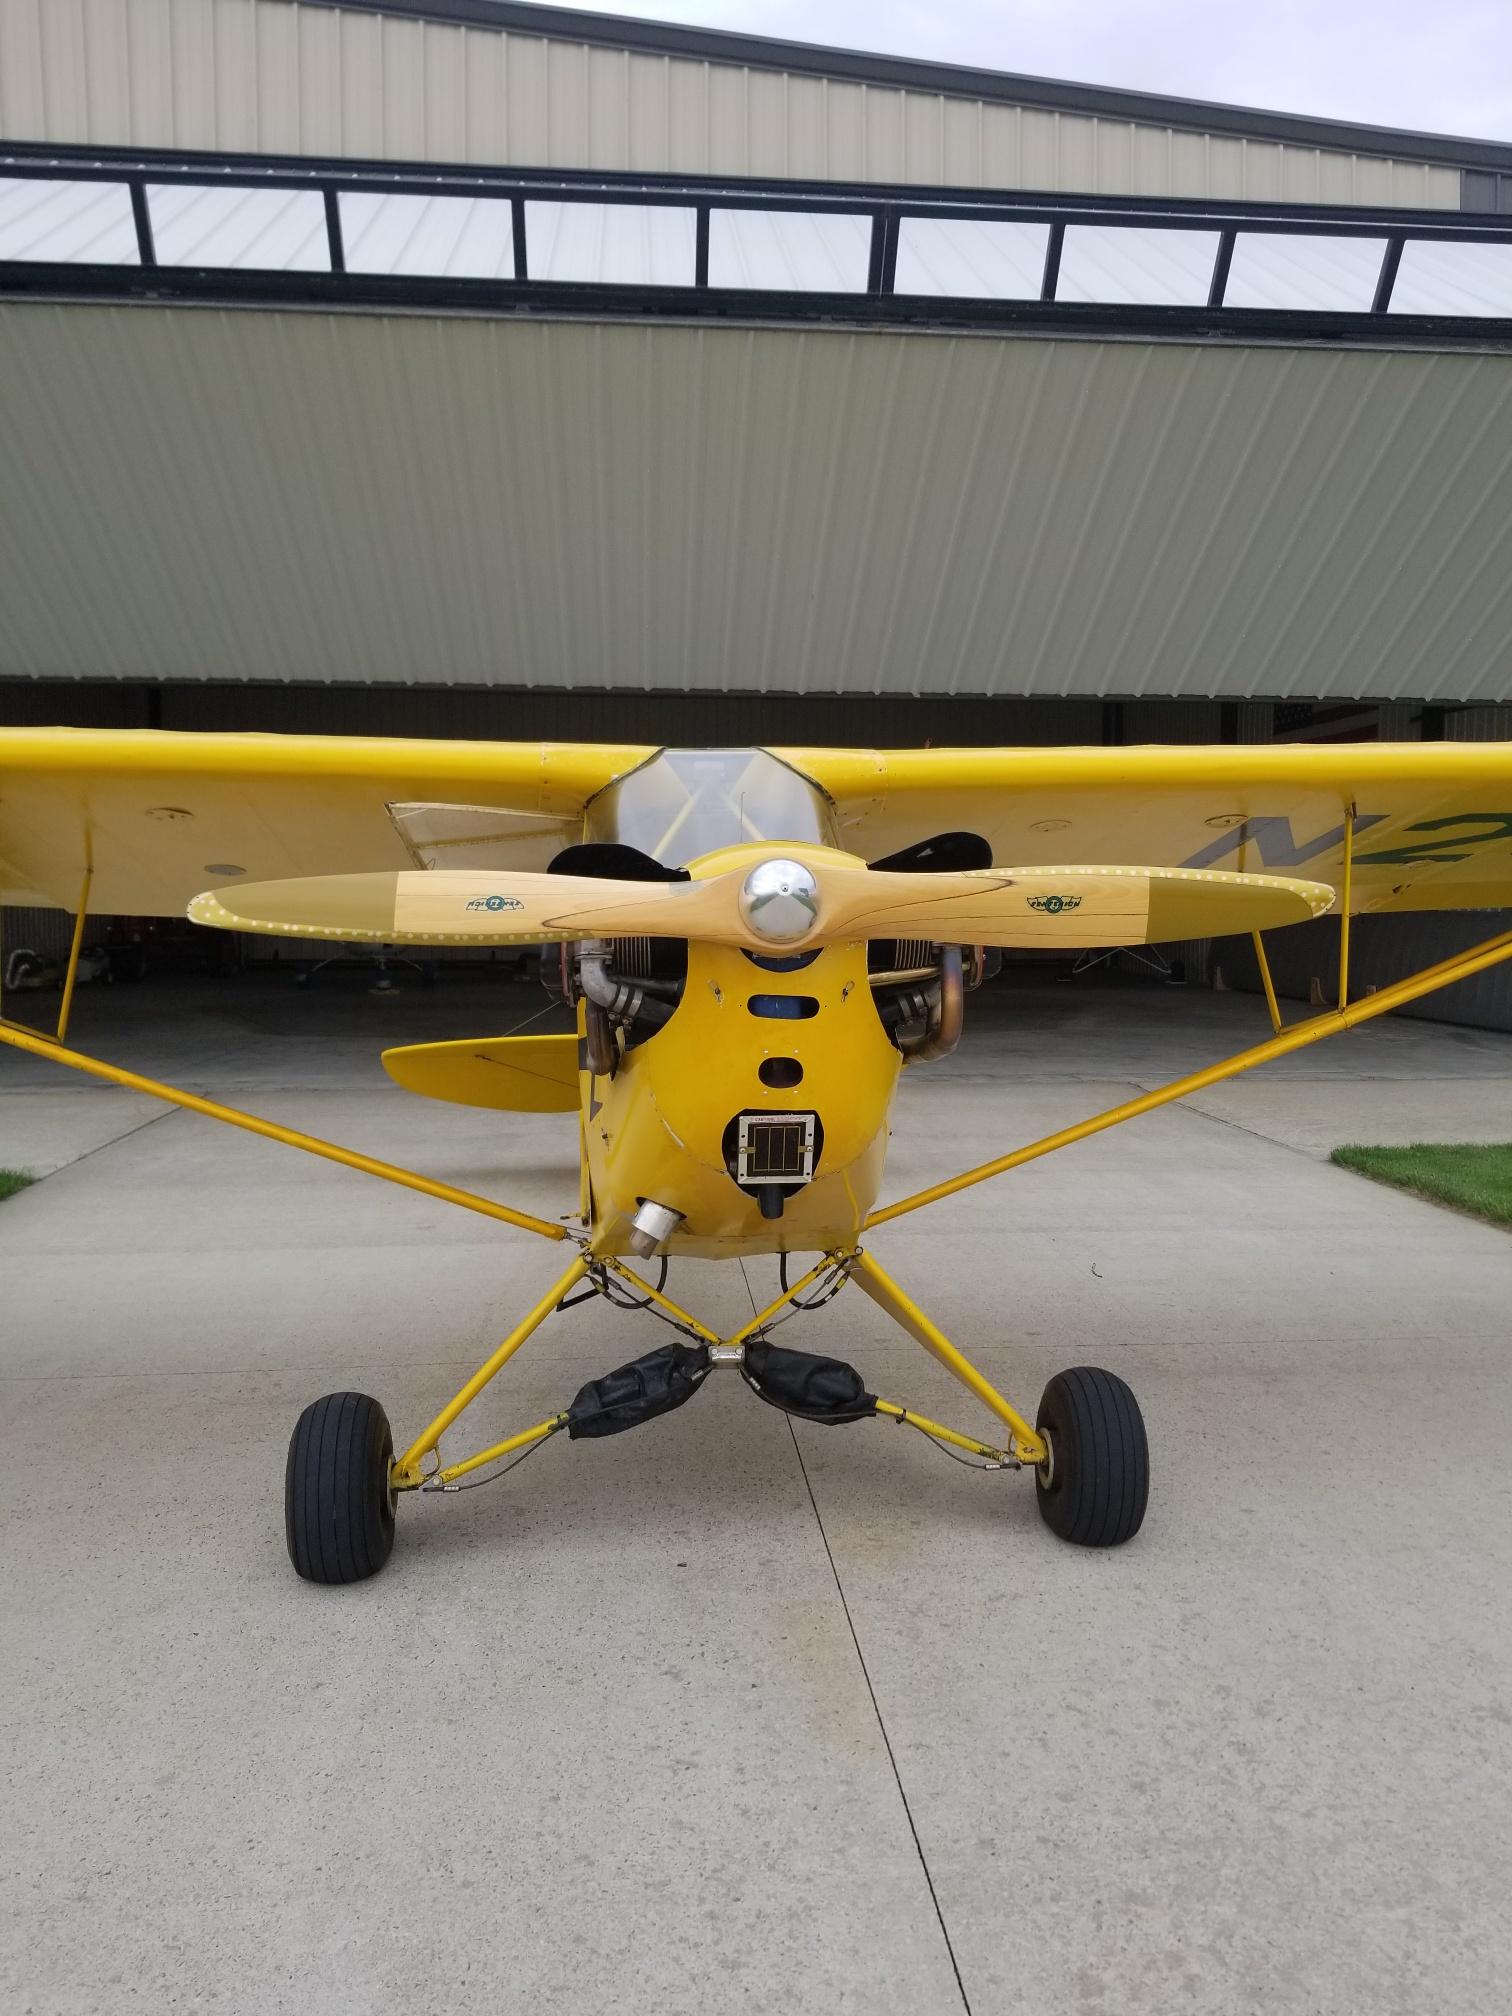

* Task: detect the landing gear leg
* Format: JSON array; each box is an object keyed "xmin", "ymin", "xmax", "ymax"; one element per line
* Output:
[
  {"xmin": 848, "ymin": 1248, "xmax": 1047, "ymax": 1468},
  {"xmin": 849, "ymin": 1248, "xmax": 1148, "ymax": 1546}
]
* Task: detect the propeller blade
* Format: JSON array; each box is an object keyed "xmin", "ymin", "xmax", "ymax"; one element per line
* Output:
[
  {"xmin": 188, "ymin": 869, "xmax": 708, "ymax": 945},
  {"xmin": 189, "ymin": 860, "xmax": 1333, "ymax": 952},
  {"xmin": 815, "ymin": 863, "xmax": 1335, "ymax": 946}
]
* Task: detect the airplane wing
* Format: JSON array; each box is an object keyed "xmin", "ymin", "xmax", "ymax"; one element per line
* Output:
[
  {"xmin": 5, "ymin": 730, "xmax": 1512, "ymax": 921},
  {"xmin": 0, "ymin": 728, "xmax": 655, "ymax": 914},
  {"xmin": 779, "ymin": 743, "xmax": 1512, "ymax": 914}
]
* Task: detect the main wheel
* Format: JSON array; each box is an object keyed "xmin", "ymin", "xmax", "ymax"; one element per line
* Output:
[
  {"xmin": 1034, "ymin": 1366, "xmax": 1148, "ymax": 1547},
  {"xmin": 285, "ymin": 1391, "xmax": 396, "ymax": 1584}
]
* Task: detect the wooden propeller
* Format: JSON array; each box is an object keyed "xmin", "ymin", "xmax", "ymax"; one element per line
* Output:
[{"xmin": 189, "ymin": 858, "xmax": 1333, "ymax": 951}]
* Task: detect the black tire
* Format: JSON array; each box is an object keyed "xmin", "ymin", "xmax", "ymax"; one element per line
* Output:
[
  {"xmin": 1034, "ymin": 1366, "xmax": 1148, "ymax": 1548},
  {"xmin": 285, "ymin": 1392, "xmax": 396, "ymax": 1584}
]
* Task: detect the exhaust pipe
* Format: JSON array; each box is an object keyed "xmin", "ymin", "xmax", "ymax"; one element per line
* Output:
[{"xmin": 627, "ymin": 1198, "xmax": 683, "ymax": 1258}]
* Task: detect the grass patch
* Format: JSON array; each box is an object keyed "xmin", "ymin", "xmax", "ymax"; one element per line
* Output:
[
  {"xmin": 1331, "ymin": 1142, "xmax": 1512, "ymax": 1229},
  {"xmin": 0, "ymin": 1168, "xmax": 33, "ymax": 1203}
]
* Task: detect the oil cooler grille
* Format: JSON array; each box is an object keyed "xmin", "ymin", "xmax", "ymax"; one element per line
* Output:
[{"xmin": 735, "ymin": 1112, "xmax": 817, "ymax": 1185}]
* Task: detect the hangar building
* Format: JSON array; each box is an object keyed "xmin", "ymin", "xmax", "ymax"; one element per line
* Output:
[{"xmin": 2, "ymin": 0, "xmax": 1511, "ymax": 1018}]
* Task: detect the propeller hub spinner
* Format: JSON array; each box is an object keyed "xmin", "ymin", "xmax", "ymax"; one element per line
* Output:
[{"xmin": 740, "ymin": 859, "xmax": 819, "ymax": 943}]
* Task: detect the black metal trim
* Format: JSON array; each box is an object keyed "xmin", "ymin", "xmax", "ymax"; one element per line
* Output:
[
  {"xmin": 1040, "ymin": 220, "xmax": 1064, "ymax": 301},
  {"xmin": 694, "ymin": 203, "xmax": 709, "ymax": 289},
  {"xmin": 864, "ymin": 210, "xmax": 885, "ymax": 294},
  {"xmin": 511, "ymin": 194, "xmax": 528, "ymax": 280},
  {"xmin": 1207, "ymin": 229, "xmax": 1235, "ymax": 307},
  {"xmin": 866, "ymin": 210, "xmax": 900, "ymax": 295},
  {"xmin": 128, "ymin": 182, "xmax": 156, "ymax": 268},
  {"xmin": 1371, "ymin": 234, "xmax": 1405, "ymax": 313},
  {"xmin": 291, "ymin": 0, "xmax": 1512, "ymax": 176},
  {"xmin": 3, "ymin": 263, "xmax": 1509, "ymax": 352},
  {"xmin": 323, "ymin": 188, "xmax": 345, "ymax": 273},
  {"xmin": 875, "ymin": 212, "xmax": 900, "ymax": 295}
]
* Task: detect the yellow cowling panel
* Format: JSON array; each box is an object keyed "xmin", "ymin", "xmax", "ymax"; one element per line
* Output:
[
  {"xmin": 584, "ymin": 935, "xmax": 902, "ymax": 1259},
  {"xmin": 381, "ymin": 1034, "xmax": 579, "ymax": 1113}
]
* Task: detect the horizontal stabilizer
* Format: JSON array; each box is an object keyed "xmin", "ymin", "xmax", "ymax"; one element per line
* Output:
[
  {"xmin": 381, "ymin": 1033, "xmax": 578, "ymax": 1113},
  {"xmin": 190, "ymin": 859, "xmax": 1333, "ymax": 951}
]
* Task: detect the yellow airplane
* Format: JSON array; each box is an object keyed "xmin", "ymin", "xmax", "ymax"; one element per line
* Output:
[{"xmin": 4, "ymin": 731, "xmax": 1512, "ymax": 1583}]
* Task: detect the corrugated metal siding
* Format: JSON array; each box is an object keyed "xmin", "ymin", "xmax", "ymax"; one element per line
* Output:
[
  {"xmin": 0, "ymin": 0, "xmax": 1463, "ymax": 207},
  {"xmin": 1237, "ymin": 702, "xmax": 1275, "ymax": 742},
  {"xmin": 1376, "ymin": 702, "xmax": 1420, "ymax": 740},
  {"xmin": 1, "ymin": 901, "xmax": 72, "ymax": 961},
  {"xmin": 1447, "ymin": 704, "xmax": 1512, "ymax": 740},
  {"xmin": 4, "ymin": 301, "xmax": 1512, "ymax": 704},
  {"xmin": 1120, "ymin": 701, "xmax": 1223, "ymax": 743}
]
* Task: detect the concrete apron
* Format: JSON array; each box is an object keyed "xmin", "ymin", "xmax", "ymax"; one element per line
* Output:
[{"xmin": 3, "ymin": 976, "xmax": 1511, "ymax": 2015}]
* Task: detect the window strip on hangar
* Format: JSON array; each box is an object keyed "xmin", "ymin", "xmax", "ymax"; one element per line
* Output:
[{"xmin": 4, "ymin": 146, "xmax": 1512, "ymax": 330}]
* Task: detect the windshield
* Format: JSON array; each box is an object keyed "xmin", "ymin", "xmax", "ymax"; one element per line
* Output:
[{"xmin": 584, "ymin": 749, "xmax": 837, "ymax": 868}]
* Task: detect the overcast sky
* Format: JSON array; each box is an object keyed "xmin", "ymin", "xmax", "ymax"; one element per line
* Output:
[{"xmin": 557, "ymin": 0, "xmax": 1512, "ymax": 142}]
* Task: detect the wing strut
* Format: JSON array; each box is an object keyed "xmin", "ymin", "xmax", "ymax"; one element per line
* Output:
[
  {"xmin": 867, "ymin": 919, "xmax": 1512, "ymax": 1228},
  {"xmin": 0, "ymin": 1019, "xmax": 570, "ymax": 1243},
  {"xmin": 0, "ymin": 863, "xmax": 93, "ymax": 1046}
]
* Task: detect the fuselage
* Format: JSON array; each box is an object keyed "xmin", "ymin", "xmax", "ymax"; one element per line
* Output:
[
  {"xmin": 563, "ymin": 749, "xmax": 955, "ymax": 1260},
  {"xmin": 581, "ymin": 845, "xmax": 905, "ymax": 1258}
]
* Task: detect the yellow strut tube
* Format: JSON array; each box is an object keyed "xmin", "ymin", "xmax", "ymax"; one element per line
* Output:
[
  {"xmin": 727, "ymin": 1256, "xmax": 845, "ymax": 1347},
  {"xmin": 1251, "ymin": 931, "xmax": 1284, "ymax": 1038},
  {"xmin": 850, "ymin": 1249, "xmax": 1046, "ymax": 1465},
  {"xmin": 868, "ymin": 922, "xmax": 1512, "ymax": 1228},
  {"xmin": 0, "ymin": 864, "xmax": 93, "ymax": 1047},
  {"xmin": 872, "ymin": 1400, "xmax": 1014, "ymax": 1463},
  {"xmin": 421, "ymin": 1412, "xmax": 569, "ymax": 1489},
  {"xmin": 393, "ymin": 1252, "xmax": 590, "ymax": 1484},
  {"xmin": 1338, "ymin": 804, "xmax": 1355, "ymax": 1012},
  {"xmin": 0, "ymin": 1021, "xmax": 569, "ymax": 1242},
  {"xmin": 599, "ymin": 1257, "xmax": 723, "ymax": 1345},
  {"xmin": 55, "ymin": 865, "xmax": 93, "ymax": 1047}
]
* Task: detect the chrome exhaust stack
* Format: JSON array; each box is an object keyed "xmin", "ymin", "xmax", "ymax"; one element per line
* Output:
[{"xmin": 627, "ymin": 1198, "xmax": 684, "ymax": 1258}]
